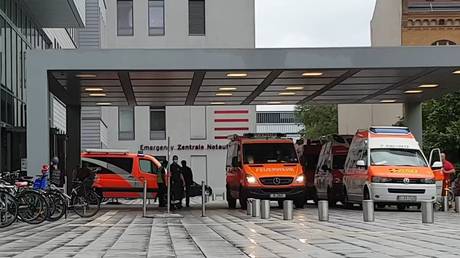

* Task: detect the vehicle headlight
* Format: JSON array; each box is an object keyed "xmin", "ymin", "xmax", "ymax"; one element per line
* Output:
[
  {"xmin": 295, "ymin": 175, "xmax": 304, "ymax": 183},
  {"xmin": 246, "ymin": 175, "xmax": 257, "ymax": 184},
  {"xmin": 371, "ymin": 176, "xmax": 392, "ymax": 183},
  {"xmin": 422, "ymin": 178, "xmax": 435, "ymax": 184}
]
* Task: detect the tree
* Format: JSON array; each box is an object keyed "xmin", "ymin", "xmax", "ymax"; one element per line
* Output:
[
  {"xmin": 295, "ymin": 104, "xmax": 338, "ymax": 139},
  {"xmin": 422, "ymin": 92, "xmax": 460, "ymax": 164}
]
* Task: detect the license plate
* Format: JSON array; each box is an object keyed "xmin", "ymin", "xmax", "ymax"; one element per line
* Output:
[
  {"xmin": 270, "ymin": 193, "xmax": 286, "ymax": 198},
  {"xmin": 397, "ymin": 195, "xmax": 416, "ymax": 202}
]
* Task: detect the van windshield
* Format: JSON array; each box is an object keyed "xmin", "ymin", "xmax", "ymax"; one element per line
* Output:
[
  {"xmin": 243, "ymin": 143, "xmax": 298, "ymax": 164},
  {"xmin": 370, "ymin": 148, "xmax": 428, "ymax": 167}
]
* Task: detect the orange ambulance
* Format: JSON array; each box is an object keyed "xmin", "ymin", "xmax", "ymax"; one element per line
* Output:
[{"xmin": 225, "ymin": 134, "xmax": 306, "ymax": 209}]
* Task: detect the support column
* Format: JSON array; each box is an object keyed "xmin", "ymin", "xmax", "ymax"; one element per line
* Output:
[
  {"xmin": 66, "ymin": 105, "xmax": 81, "ymax": 190},
  {"xmin": 27, "ymin": 69, "xmax": 49, "ymax": 177},
  {"xmin": 404, "ymin": 102, "xmax": 423, "ymax": 144}
]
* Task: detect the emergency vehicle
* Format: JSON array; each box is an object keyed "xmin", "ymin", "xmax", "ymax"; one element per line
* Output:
[
  {"xmin": 81, "ymin": 149, "xmax": 163, "ymax": 199},
  {"xmin": 342, "ymin": 127, "xmax": 440, "ymax": 210},
  {"xmin": 314, "ymin": 135, "xmax": 352, "ymax": 206},
  {"xmin": 225, "ymin": 133, "xmax": 306, "ymax": 209}
]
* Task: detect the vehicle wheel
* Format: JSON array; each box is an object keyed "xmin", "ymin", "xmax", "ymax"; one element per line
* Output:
[
  {"xmin": 278, "ymin": 200, "xmax": 284, "ymax": 208},
  {"xmin": 226, "ymin": 186, "xmax": 236, "ymax": 209},
  {"xmin": 0, "ymin": 191, "xmax": 18, "ymax": 228},
  {"xmin": 327, "ymin": 188, "xmax": 336, "ymax": 207},
  {"xmin": 397, "ymin": 204, "xmax": 406, "ymax": 211},
  {"xmin": 343, "ymin": 188, "xmax": 353, "ymax": 209},
  {"xmin": 294, "ymin": 197, "xmax": 305, "ymax": 209},
  {"xmin": 239, "ymin": 189, "xmax": 247, "ymax": 210},
  {"xmin": 46, "ymin": 191, "xmax": 67, "ymax": 221},
  {"xmin": 72, "ymin": 190, "xmax": 100, "ymax": 218},
  {"xmin": 363, "ymin": 187, "xmax": 371, "ymax": 200},
  {"xmin": 17, "ymin": 190, "xmax": 48, "ymax": 224}
]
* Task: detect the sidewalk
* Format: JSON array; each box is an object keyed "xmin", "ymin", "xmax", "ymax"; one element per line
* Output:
[{"xmin": 1, "ymin": 199, "xmax": 460, "ymax": 258}]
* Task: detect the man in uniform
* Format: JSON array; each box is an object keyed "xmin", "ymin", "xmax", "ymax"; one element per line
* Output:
[{"xmin": 181, "ymin": 160, "xmax": 194, "ymax": 208}]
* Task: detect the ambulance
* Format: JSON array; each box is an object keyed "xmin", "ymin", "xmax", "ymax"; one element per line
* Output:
[
  {"xmin": 225, "ymin": 133, "xmax": 306, "ymax": 209},
  {"xmin": 342, "ymin": 127, "xmax": 440, "ymax": 210},
  {"xmin": 81, "ymin": 149, "xmax": 163, "ymax": 199},
  {"xmin": 314, "ymin": 135, "xmax": 352, "ymax": 206}
]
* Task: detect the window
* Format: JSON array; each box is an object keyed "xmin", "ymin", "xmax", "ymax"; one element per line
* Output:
[
  {"xmin": 117, "ymin": 0, "xmax": 133, "ymax": 36},
  {"xmin": 150, "ymin": 107, "xmax": 166, "ymax": 140},
  {"xmin": 140, "ymin": 159, "xmax": 155, "ymax": 173},
  {"xmin": 370, "ymin": 149, "xmax": 428, "ymax": 167},
  {"xmin": 82, "ymin": 157, "xmax": 133, "ymax": 174},
  {"xmin": 118, "ymin": 107, "xmax": 135, "ymax": 140},
  {"xmin": 432, "ymin": 40, "xmax": 456, "ymax": 46},
  {"xmin": 189, "ymin": 0, "xmax": 205, "ymax": 35},
  {"xmin": 148, "ymin": 0, "xmax": 164, "ymax": 35},
  {"xmin": 243, "ymin": 143, "xmax": 298, "ymax": 164}
]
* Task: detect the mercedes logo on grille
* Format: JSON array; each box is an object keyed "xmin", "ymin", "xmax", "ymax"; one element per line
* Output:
[
  {"xmin": 403, "ymin": 178, "xmax": 410, "ymax": 184},
  {"xmin": 273, "ymin": 177, "xmax": 281, "ymax": 185}
]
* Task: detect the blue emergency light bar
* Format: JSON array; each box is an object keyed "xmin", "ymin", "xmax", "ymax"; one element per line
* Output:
[{"xmin": 370, "ymin": 126, "xmax": 410, "ymax": 134}]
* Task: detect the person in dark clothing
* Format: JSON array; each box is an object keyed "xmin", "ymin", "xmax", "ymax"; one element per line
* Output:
[
  {"xmin": 170, "ymin": 155, "xmax": 185, "ymax": 209},
  {"xmin": 181, "ymin": 160, "xmax": 194, "ymax": 208},
  {"xmin": 75, "ymin": 163, "xmax": 95, "ymax": 196},
  {"xmin": 157, "ymin": 160, "xmax": 168, "ymax": 207}
]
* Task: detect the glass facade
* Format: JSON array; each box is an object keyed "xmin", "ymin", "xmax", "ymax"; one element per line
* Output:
[{"xmin": 0, "ymin": 0, "xmax": 52, "ymax": 171}]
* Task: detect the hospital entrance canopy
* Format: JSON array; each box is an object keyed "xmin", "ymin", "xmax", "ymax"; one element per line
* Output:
[{"xmin": 28, "ymin": 47, "xmax": 460, "ymax": 107}]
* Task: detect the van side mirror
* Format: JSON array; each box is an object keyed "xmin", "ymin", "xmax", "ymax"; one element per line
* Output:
[
  {"xmin": 232, "ymin": 157, "xmax": 240, "ymax": 168},
  {"xmin": 431, "ymin": 161, "xmax": 443, "ymax": 170},
  {"xmin": 356, "ymin": 160, "xmax": 366, "ymax": 168}
]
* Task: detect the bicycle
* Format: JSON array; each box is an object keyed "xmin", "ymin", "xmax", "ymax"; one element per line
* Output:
[
  {"xmin": 0, "ymin": 189, "xmax": 18, "ymax": 228},
  {"xmin": 0, "ymin": 171, "xmax": 49, "ymax": 224},
  {"xmin": 69, "ymin": 178, "xmax": 101, "ymax": 218},
  {"xmin": 435, "ymin": 174, "xmax": 456, "ymax": 211}
]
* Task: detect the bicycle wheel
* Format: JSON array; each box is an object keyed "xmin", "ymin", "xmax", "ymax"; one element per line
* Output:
[
  {"xmin": 71, "ymin": 190, "xmax": 100, "ymax": 218},
  {"xmin": 45, "ymin": 191, "xmax": 67, "ymax": 221},
  {"xmin": 17, "ymin": 190, "xmax": 49, "ymax": 224},
  {"xmin": 0, "ymin": 191, "xmax": 18, "ymax": 228}
]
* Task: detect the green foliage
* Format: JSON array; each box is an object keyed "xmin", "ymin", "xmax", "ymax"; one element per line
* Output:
[
  {"xmin": 422, "ymin": 92, "xmax": 460, "ymax": 163},
  {"xmin": 295, "ymin": 104, "xmax": 338, "ymax": 139}
]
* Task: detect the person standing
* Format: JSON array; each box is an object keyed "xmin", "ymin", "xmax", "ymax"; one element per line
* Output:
[
  {"xmin": 442, "ymin": 153, "xmax": 456, "ymax": 184},
  {"xmin": 170, "ymin": 155, "xmax": 185, "ymax": 209},
  {"xmin": 157, "ymin": 160, "xmax": 168, "ymax": 207},
  {"xmin": 181, "ymin": 160, "xmax": 194, "ymax": 208}
]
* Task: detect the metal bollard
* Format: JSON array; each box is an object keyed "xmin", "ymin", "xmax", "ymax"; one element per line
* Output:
[
  {"xmin": 247, "ymin": 198, "xmax": 253, "ymax": 216},
  {"xmin": 143, "ymin": 180, "xmax": 147, "ymax": 217},
  {"xmin": 456, "ymin": 196, "xmax": 460, "ymax": 213},
  {"xmin": 223, "ymin": 191, "xmax": 227, "ymax": 201},
  {"xmin": 318, "ymin": 200, "xmax": 329, "ymax": 221},
  {"xmin": 201, "ymin": 181, "xmax": 206, "ymax": 217},
  {"xmin": 261, "ymin": 200, "xmax": 270, "ymax": 219},
  {"xmin": 252, "ymin": 199, "xmax": 261, "ymax": 217},
  {"xmin": 421, "ymin": 200, "xmax": 434, "ymax": 224},
  {"xmin": 283, "ymin": 200, "xmax": 293, "ymax": 220},
  {"xmin": 212, "ymin": 193, "xmax": 216, "ymax": 201},
  {"xmin": 443, "ymin": 196, "xmax": 449, "ymax": 212},
  {"xmin": 362, "ymin": 200, "xmax": 374, "ymax": 222}
]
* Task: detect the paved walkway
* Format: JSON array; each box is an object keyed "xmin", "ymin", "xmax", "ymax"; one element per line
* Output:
[{"xmin": 1, "ymin": 199, "xmax": 460, "ymax": 258}]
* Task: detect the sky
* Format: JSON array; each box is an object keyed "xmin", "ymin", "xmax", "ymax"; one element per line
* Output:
[{"xmin": 254, "ymin": 0, "xmax": 376, "ymax": 111}]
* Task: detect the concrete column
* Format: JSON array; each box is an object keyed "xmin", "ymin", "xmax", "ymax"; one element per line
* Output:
[
  {"xmin": 66, "ymin": 105, "xmax": 81, "ymax": 190},
  {"xmin": 404, "ymin": 102, "xmax": 423, "ymax": 144},
  {"xmin": 26, "ymin": 68, "xmax": 49, "ymax": 177}
]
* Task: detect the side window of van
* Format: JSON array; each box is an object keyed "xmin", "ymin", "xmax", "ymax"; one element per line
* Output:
[
  {"xmin": 82, "ymin": 157, "xmax": 133, "ymax": 175},
  {"xmin": 226, "ymin": 143, "xmax": 234, "ymax": 167},
  {"xmin": 139, "ymin": 159, "xmax": 155, "ymax": 173}
]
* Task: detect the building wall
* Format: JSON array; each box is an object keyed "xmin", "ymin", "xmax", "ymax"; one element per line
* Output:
[
  {"xmin": 338, "ymin": 104, "xmax": 403, "ymax": 135},
  {"xmin": 102, "ymin": 0, "xmax": 255, "ymax": 48},
  {"xmin": 338, "ymin": 0, "xmax": 404, "ymax": 135},
  {"xmin": 371, "ymin": 0, "xmax": 402, "ymax": 46},
  {"xmin": 101, "ymin": 105, "xmax": 256, "ymax": 193}
]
